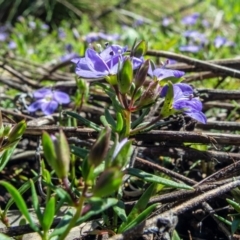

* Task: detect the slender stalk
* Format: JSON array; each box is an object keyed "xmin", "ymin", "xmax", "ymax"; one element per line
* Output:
[
  {"xmin": 122, "ymin": 110, "xmax": 131, "ymax": 138},
  {"xmin": 58, "ymin": 185, "xmax": 88, "ymax": 240},
  {"xmin": 130, "ymin": 115, "xmax": 161, "ymax": 136}
]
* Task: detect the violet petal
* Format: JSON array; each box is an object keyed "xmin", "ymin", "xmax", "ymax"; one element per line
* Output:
[
  {"xmin": 33, "ymin": 88, "xmax": 52, "ymax": 99},
  {"xmin": 27, "ymin": 99, "xmax": 45, "ymax": 112},
  {"xmin": 185, "ymin": 110, "xmax": 207, "ymax": 124},
  {"xmin": 41, "ymin": 100, "xmax": 58, "ymax": 115},
  {"xmin": 85, "ymin": 48, "xmax": 109, "ymax": 73},
  {"xmin": 53, "ymin": 91, "xmax": 70, "ymax": 104}
]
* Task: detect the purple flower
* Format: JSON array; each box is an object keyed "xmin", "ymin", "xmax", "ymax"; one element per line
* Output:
[
  {"xmin": 84, "ymin": 32, "xmax": 99, "ymax": 43},
  {"xmin": 8, "ymin": 41, "xmax": 16, "ymax": 49},
  {"xmin": 148, "ymin": 62, "xmax": 185, "ymax": 80},
  {"xmin": 179, "ymin": 45, "xmax": 202, "ymax": 53},
  {"xmin": 84, "ymin": 32, "xmax": 120, "ymax": 43},
  {"xmin": 201, "ymin": 19, "xmax": 209, "ymax": 28},
  {"xmin": 183, "ymin": 30, "xmax": 208, "ymax": 44},
  {"xmin": 71, "ymin": 44, "xmax": 143, "ymax": 79},
  {"xmin": 98, "ymin": 32, "xmax": 120, "ymax": 41},
  {"xmin": 162, "ymin": 17, "xmax": 172, "ymax": 27},
  {"xmin": 214, "ymin": 36, "xmax": 235, "ymax": 48},
  {"xmin": 167, "ymin": 59, "xmax": 177, "ymax": 65},
  {"xmin": 41, "ymin": 23, "xmax": 49, "ymax": 30},
  {"xmin": 58, "ymin": 28, "xmax": 66, "ymax": 39},
  {"xmin": 60, "ymin": 44, "xmax": 79, "ymax": 62},
  {"xmin": 181, "ymin": 13, "xmax": 200, "ymax": 26},
  {"xmin": 28, "ymin": 88, "xmax": 70, "ymax": 115},
  {"xmin": 161, "ymin": 83, "xmax": 206, "ymax": 123},
  {"xmin": 28, "ymin": 21, "xmax": 36, "ymax": 29},
  {"xmin": 133, "ymin": 18, "xmax": 145, "ymax": 27}
]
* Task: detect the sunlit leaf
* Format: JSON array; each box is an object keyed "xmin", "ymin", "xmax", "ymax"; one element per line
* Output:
[{"xmin": 127, "ymin": 168, "xmax": 193, "ymax": 190}]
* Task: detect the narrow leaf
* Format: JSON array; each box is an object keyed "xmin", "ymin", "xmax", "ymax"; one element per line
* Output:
[
  {"xmin": 120, "ymin": 203, "xmax": 158, "ymax": 233},
  {"xmin": 65, "ymin": 111, "xmax": 101, "ymax": 131},
  {"xmin": 160, "ymin": 81, "xmax": 176, "ymax": 118},
  {"xmin": 0, "ymin": 181, "xmax": 38, "ymax": 232},
  {"xmin": 30, "ymin": 179, "xmax": 43, "ymax": 225},
  {"xmin": 70, "ymin": 145, "xmax": 89, "ymax": 159},
  {"xmin": 42, "ymin": 196, "xmax": 55, "ymax": 232},
  {"xmin": 104, "ymin": 108, "xmax": 116, "ymax": 129},
  {"xmin": 226, "ymin": 198, "xmax": 240, "ymax": 213},
  {"xmin": 113, "ymin": 201, "xmax": 127, "ymax": 223},
  {"xmin": 51, "ymin": 198, "xmax": 118, "ymax": 237},
  {"xmin": 127, "ymin": 168, "xmax": 193, "ymax": 190},
  {"xmin": 119, "ymin": 183, "xmax": 156, "ymax": 232}
]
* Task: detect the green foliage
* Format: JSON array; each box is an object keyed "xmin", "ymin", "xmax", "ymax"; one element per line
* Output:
[
  {"xmin": 0, "ymin": 117, "xmax": 26, "ymax": 171},
  {"xmin": 118, "ymin": 183, "xmax": 157, "ymax": 233},
  {"xmin": 1, "ymin": 1, "xmax": 240, "ymax": 238},
  {"xmin": 66, "ymin": 111, "xmax": 102, "ymax": 131},
  {"xmin": 0, "ymin": 181, "xmax": 39, "ymax": 232},
  {"xmin": 127, "ymin": 168, "xmax": 193, "ymax": 190},
  {"xmin": 118, "ymin": 58, "xmax": 133, "ymax": 94},
  {"xmin": 160, "ymin": 81, "xmax": 177, "ymax": 118}
]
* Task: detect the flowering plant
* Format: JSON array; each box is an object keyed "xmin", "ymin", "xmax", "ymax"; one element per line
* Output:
[
  {"xmin": 27, "ymin": 88, "xmax": 70, "ymax": 115},
  {"xmin": 5, "ymin": 40, "xmax": 206, "ymax": 240}
]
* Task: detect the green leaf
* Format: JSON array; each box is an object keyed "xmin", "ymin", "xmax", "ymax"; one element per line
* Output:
[
  {"xmin": 88, "ymin": 127, "xmax": 111, "ymax": 167},
  {"xmin": 104, "ymin": 108, "xmax": 116, "ymax": 129},
  {"xmin": 0, "ymin": 233, "xmax": 12, "ymax": 240},
  {"xmin": 131, "ymin": 107, "xmax": 150, "ymax": 129},
  {"xmin": 133, "ymin": 40, "xmax": 148, "ymax": 57},
  {"xmin": 42, "ymin": 131, "xmax": 57, "ymax": 170},
  {"xmin": 96, "ymin": 83, "xmax": 125, "ymax": 112},
  {"xmin": 70, "ymin": 145, "xmax": 89, "ymax": 159},
  {"xmin": 100, "ymin": 115, "xmax": 110, "ymax": 127},
  {"xmin": 50, "ymin": 208, "xmax": 74, "ymax": 239},
  {"xmin": 65, "ymin": 111, "xmax": 101, "ymax": 131},
  {"xmin": 118, "ymin": 58, "xmax": 133, "ymax": 94},
  {"xmin": 172, "ymin": 230, "xmax": 181, "ymax": 240},
  {"xmin": 115, "ymin": 112, "xmax": 123, "ymax": 132},
  {"xmin": 160, "ymin": 81, "xmax": 177, "ymax": 118},
  {"xmin": 0, "ymin": 181, "xmax": 38, "ymax": 232},
  {"xmin": 42, "ymin": 196, "xmax": 55, "ymax": 232},
  {"xmin": 226, "ymin": 198, "xmax": 240, "ymax": 213},
  {"xmin": 81, "ymin": 155, "xmax": 94, "ymax": 185},
  {"xmin": 0, "ymin": 141, "xmax": 19, "ymax": 171},
  {"xmin": 112, "ymin": 140, "xmax": 133, "ymax": 168},
  {"xmin": 76, "ymin": 198, "xmax": 118, "ymax": 225},
  {"xmin": 119, "ymin": 203, "xmax": 158, "ymax": 233},
  {"xmin": 50, "ymin": 198, "xmax": 118, "ymax": 238},
  {"xmin": 8, "ymin": 120, "xmax": 26, "ymax": 142},
  {"xmin": 127, "ymin": 168, "xmax": 193, "ymax": 190},
  {"xmin": 232, "ymin": 216, "xmax": 240, "ymax": 233},
  {"xmin": 93, "ymin": 168, "xmax": 123, "ymax": 197},
  {"xmin": 214, "ymin": 214, "xmax": 232, "ymax": 226},
  {"xmin": 113, "ymin": 201, "xmax": 127, "ymax": 223},
  {"xmin": 30, "ymin": 179, "xmax": 43, "ymax": 225},
  {"xmin": 118, "ymin": 183, "xmax": 156, "ymax": 233},
  {"xmin": 159, "ymin": 77, "xmax": 182, "ymax": 86},
  {"xmin": 55, "ymin": 188, "xmax": 73, "ymax": 207},
  {"xmin": 4, "ymin": 176, "xmax": 38, "ymax": 215}
]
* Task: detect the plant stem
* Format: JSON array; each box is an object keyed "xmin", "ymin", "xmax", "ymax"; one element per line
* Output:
[
  {"xmin": 122, "ymin": 110, "xmax": 131, "ymax": 138},
  {"xmin": 130, "ymin": 115, "xmax": 161, "ymax": 136},
  {"xmin": 58, "ymin": 185, "xmax": 87, "ymax": 240}
]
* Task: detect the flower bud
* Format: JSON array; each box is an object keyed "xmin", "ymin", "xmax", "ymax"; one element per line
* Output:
[
  {"xmin": 42, "ymin": 130, "xmax": 70, "ymax": 179},
  {"xmin": 117, "ymin": 58, "xmax": 133, "ymax": 94},
  {"xmin": 93, "ymin": 167, "xmax": 123, "ymax": 197},
  {"xmin": 135, "ymin": 59, "xmax": 150, "ymax": 89},
  {"xmin": 54, "ymin": 129, "xmax": 70, "ymax": 178},
  {"xmin": 132, "ymin": 40, "xmax": 148, "ymax": 58},
  {"xmin": 136, "ymin": 81, "xmax": 161, "ymax": 109},
  {"xmin": 8, "ymin": 120, "xmax": 26, "ymax": 142},
  {"xmin": 88, "ymin": 127, "xmax": 111, "ymax": 167}
]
